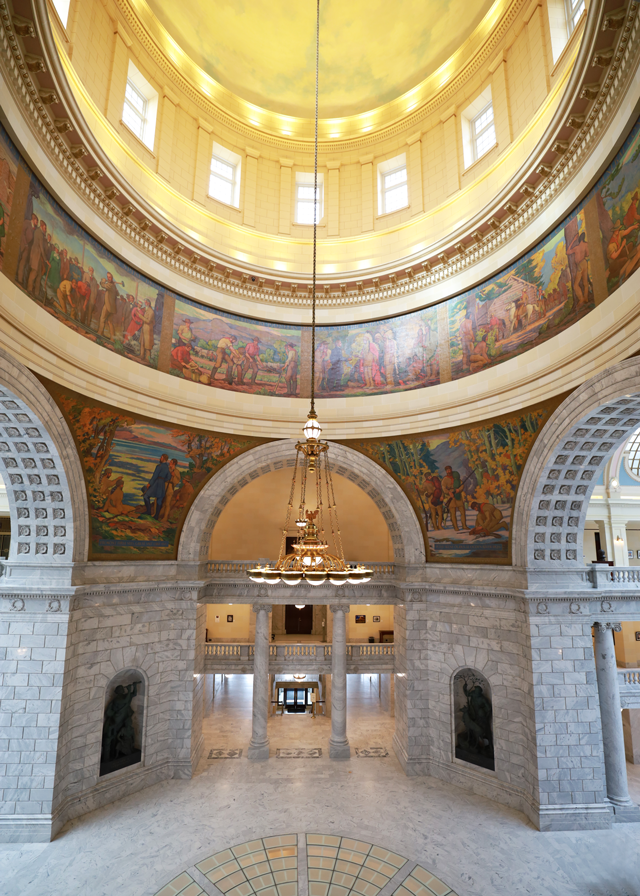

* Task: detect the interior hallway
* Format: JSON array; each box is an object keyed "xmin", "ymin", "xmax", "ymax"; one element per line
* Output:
[{"xmin": 199, "ymin": 674, "xmax": 394, "ymax": 759}]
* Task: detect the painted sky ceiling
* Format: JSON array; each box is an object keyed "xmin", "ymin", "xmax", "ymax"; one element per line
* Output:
[{"xmin": 144, "ymin": 0, "xmax": 494, "ymax": 118}]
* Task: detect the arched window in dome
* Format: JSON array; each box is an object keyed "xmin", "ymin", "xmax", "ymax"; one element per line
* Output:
[{"xmin": 625, "ymin": 428, "xmax": 640, "ymax": 480}]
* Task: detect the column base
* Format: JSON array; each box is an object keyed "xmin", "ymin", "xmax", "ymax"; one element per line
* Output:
[
  {"xmin": 610, "ymin": 799, "xmax": 640, "ymax": 823},
  {"xmin": 247, "ymin": 741, "xmax": 270, "ymax": 761},
  {"xmin": 329, "ymin": 740, "xmax": 351, "ymax": 760}
]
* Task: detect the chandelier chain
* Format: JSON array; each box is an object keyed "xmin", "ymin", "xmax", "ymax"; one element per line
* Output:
[{"xmin": 310, "ymin": 0, "xmax": 320, "ymax": 415}]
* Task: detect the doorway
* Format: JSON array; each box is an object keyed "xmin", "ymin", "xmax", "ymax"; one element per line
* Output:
[{"xmin": 285, "ymin": 604, "xmax": 313, "ymax": 634}]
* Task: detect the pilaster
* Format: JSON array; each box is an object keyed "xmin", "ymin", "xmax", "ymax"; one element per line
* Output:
[
  {"xmin": 193, "ymin": 119, "xmax": 214, "ymax": 203},
  {"xmin": 326, "ymin": 161, "xmax": 341, "ymax": 237},
  {"xmin": 406, "ymin": 133, "xmax": 423, "ymax": 216},
  {"xmin": 489, "ymin": 51, "xmax": 512, "ymax": 148},
  {"xmin": 105, "ymin": 20, "xmax": 131, "ymax": 129},
  {"xmin": 278, "ymin": 159, "xmax": 294, "ymax": 234},
  {"xmin": 525, "ymin": 0, "xmax": 550, "ymax": 109},
  {"xmin": 156, "ymin": 87, "xmax": 179, "ymax": 182},
  {"xmin": 440, "ymin": 108, "xmax": 460, "ymax": 196},
  {"xmin": 360, "ymin": 155, "xmax": 374, "ymax": 232},
  {"xmin": 243, "ymin": 148, "xmax": 261, "ymax": 228}
]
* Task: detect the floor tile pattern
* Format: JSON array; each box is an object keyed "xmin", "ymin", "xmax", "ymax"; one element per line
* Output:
[
  {"xmin": 154, "ymin": 872, "xmax": 204, "ymax": 896},
  {"xmin": 208, "ymin": 749, "xmax": 243, "ymax": 759},
  {"xmin": 306, "ymin": 835, "xmax": 406, "ymax": 896},
  {"xmin": 196, "ymin": 836, "xmax": 298, "ymax": 896},
  {"xmin": 393, "ymin": 865, "xmax": 458, "ymax": 896},
  {"xmin": 276, "ymin": 748, "xmax": 322, "ymax": 758},
  {"xmin": 354, "ymin": 748, "xmax": 389, "ymax": 758}
]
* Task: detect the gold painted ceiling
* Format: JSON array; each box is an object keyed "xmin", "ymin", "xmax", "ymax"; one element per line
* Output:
[{"xmin": 144, "ymin": 0, "xmax": 495, "ymax": 119}]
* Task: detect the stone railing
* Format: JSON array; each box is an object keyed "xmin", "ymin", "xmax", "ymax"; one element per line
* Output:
[
  {"xmin": 588, "ymin": 566, "xmax": 640, "ymax": 588},
  {"xmin": 618, "ymin": 667, "xmax": 640, "ymax": 709},
  {"xmin": 203, "ymin": 641, "xmax": 394, "ymax": 673},
  {"xmin": 206, "ymin": 560, "xmax": 396, "ymax": 578}
]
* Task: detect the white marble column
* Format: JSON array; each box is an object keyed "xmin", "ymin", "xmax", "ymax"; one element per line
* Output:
[
  {"xmin": 248, "ymin": 603, "xmax": 270, "ymax": 761},
  {"xmin": 329, "ymin": 605, "xmax": 351, "ymax": 759},
  {"xmin": 593, "ymin": 622, "xmax": 640, "ymax": 820}
]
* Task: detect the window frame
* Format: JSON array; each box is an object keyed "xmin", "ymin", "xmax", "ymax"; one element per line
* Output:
[
  {"xmin": 564, "ymin": 0, "xmax": 585, "ymax": 36},
  {"xmin": 470, "ymin": 102, "xmax": 496, "ymax": 164},
  {"xmin": 123, "ymin": 79, "xmax": 148, "ymax": 143},
  {"xmin": 121, "ymin": 61, "xmax": 158, "ymax": 152},
  {"xmin": 295, "ymin": 172, "xmax": 324, "ymax": 226},
  {"xmin": 207, "ymin": 142, "xmax": 242, "ymax": 208},
  {"xmin": 625, "ymin": 428, "xmax": 640, "ymax": 481},
  {"xmin": 209, "ymin": 155, "xmax": 238, "ymax": 207},
  {"xmin": 376, "ymin": 152, "xmax": 408, "ymax": 217}
]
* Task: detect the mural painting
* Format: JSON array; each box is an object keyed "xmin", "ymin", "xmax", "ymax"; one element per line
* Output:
[
  {"xmin": 14, "ymin": 175, "xmax": 164, "ymax": 367},
  {"xmin": 315, "ymin": 305, "xmax": 439, "ymax": 397},
  {"xmin": 347, "ymin": 403, "xmax": 555, "ymax": 563},
  {"xmin": 46, "ymin": 381, "xmax": 263, "ymax": 559},
  {"xmin": 595, "ymin": 123, "xmax": 640, "ymax": 294},
  {"xmin": 170, "ymin": 296, "xmax": 303, "ymax": 395},
  {"xmin": 449, "ymin": 210, "xmax": 592, "ymax": 381},
  {"xmin": 0, "ymin": 124, "xmax": 18, "ymax": 272}
]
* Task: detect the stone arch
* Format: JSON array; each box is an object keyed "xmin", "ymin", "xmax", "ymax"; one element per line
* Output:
[
  {"xmin": 512, "ymin": 357, "xmax": 640, "ymax": 568},
  {"xmin": 0, "ymin": 347, "xmax": 88, "ymax": 569},
  {"xmin": 178, "ymin": 440, "xmax": 424, "ymax": 566}
]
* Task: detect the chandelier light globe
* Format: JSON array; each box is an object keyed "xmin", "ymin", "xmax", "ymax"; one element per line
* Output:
[
  {"xmin": 303, "ymin": 414, "xmax": 322, "ymax": 441},
  {"xmin": 294, "ymin": 604, "xmax": 306, "ymax": 609},
  {"xmin": 281, "ymin": 570, "xmax": 304, "ymax": 586}
]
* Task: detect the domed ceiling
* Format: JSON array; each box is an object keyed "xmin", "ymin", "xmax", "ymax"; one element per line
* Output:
[{"xmin": 144, "ymin": 0, "xmax": 496, "ymax": 119}]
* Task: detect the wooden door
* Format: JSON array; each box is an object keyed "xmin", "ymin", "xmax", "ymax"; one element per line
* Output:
[{"xmin": 285, "ymin": 604, "xmax": 313, "ymax": 634}]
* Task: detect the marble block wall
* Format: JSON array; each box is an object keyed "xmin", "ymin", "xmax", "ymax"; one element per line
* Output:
[
  {"xmin": 529, "ymin": 615, "xmax": 609, "ymax": 831},
  {"xmin": 0, "ymin": 609, "xmax": 69, "ymax": 842},
  {"xmin": 392, "ymin": 590, "xmax": 564, "ymax": 829},
  {"xmin": 48, "ymin": 586, "xmax": 204, "ymax": 836}
]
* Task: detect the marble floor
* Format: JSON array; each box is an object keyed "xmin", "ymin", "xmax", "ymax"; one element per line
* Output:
[{"xmin": 1, "ymin": 675, "xmax": 639, "ymax": 896}]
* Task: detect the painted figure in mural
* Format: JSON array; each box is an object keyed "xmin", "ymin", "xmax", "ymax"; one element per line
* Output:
[
  {"xmin": 242, "ymin": 336, "xmax": 261, "ymax": 384},
  {"xmin": 383, "ymin": 330, "xmax": 399, "ymax": 387},
  {"xmin": 142, "ymin": 454, "xmax": 171, "ymax": 519},
  {"xmin": 442, "ymin": 465, "xmax": 467, "ymax": 531},
  {"xmin": 624, "ymin": 191, "xmax": 640, "ymax": 228},
  {"xmin": 17, "ymin": 212, "xmax": 38, "ymax": 286},
  {"xmin": 606, "ymin": 220, "xmax": 638, "ymax": 283},
  {"xmin": 468, "ymin": 501, "xmax": 506, "ymax": 536},
  {"xmin": 566, "ymin": 231, "xmax": 590, "ymax": 307},
  {"xmin": 99, "ymin": 468, "xmax": 113, "ymax": 501},
  {"xmin": 103, "ymin": 477, "xmax": 135, "ymax": 516},
  {"xmin": 56, "ymin": 278, "xmax": 78, "ymax": 317},
  {"xmin": 159, "ymin": 458, "xmax": 181, "ymax": 523},
  {"xmin": 459, "ymin": 314, "xmax": 474, "ymax": 371},
  {"xmin": 81, "ymin": 266, "xmax": 99, "ymax": 327},
  {"xmin": 468, "ymin": 333, "xmax": 490, "ymax": 373},
  {"xmin": 177, "ymin": 318, "xmax": 194, "ymax": 348},
  {"xmin": 124, "ymin": 299, "xmax": 144, "ymax": 346},
  {"xmin": 283, "ymin": 342, "xmax": 298, "ymax": 395},
  {"xmin": 327, "ymin": 340, "xmax": 345, "ymax": 392},
  {"xmin": 226, "ymin": 340, "xmax": 246, "ymax": 386},
  {"xmin": 121, "ymin": 294, "xmax": 134, "ymax": 337},
  {"xmin": 210, "ymin": 334, "xmax": 237, "ymax": 383},
  {"xmin": 98, "ymin": 272, "xmax": 121, "ymax": 340},
  {"xmin": 315, "ymin": 341, "xmax": 330, "ymax": 392},
  {"xmin": 171, "ymin": 343, "xmax": 200, "ymax": 378},
  {"xmin": 26, "ymin": 218, "xmax": 49, "ymax": 297},
  {"xmin": 362, "ymin": 332, "xmax": 381, "ymax": 388},
  {"xmin": 421, "ymin": 472, "xmax": 443, "ymax": 530},
  {"xmin": 101, "ymin": 681, "xmax": 141, "ymax": 763},
  {"xmin": 140, "ymin": 298, "xmax": 155, "ymax": 362}
]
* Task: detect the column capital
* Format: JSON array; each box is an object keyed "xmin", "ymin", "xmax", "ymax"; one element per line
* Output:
[
  {"xmin": 488, "ymin": 50, "xmax": 506, "ymax": 74},
  {"xmin": 326, "ymin": 160, "xmax": 341, "ymax": 170},
  {"xmin": 406, "ymin": 131, "xmax": 422, "ymax": 146},
  {"xmin": 329, "ymin": 604, "xmax": 349, "ymax": 615},
  {"xmin": 246, "ymin": 147, "xmax": 261, "ymax": 159},
  {"xmin": 279, "ymin": 158, "xmax": 294, "ymax": 168},
  {"xmin": 197, "ymin": 118, "xmax": 214, "ymax": 134},
  {"xmin": 162, "ymin": 85, "xmax": 179, "ymax": 105},
  {"xmin": 359, "ymin": 154, "xmax": 374, "ymax": 166},
  {"xmin": 252, "ymin": 603, "xmax": 271, "ymax": 615},
  {"xmin": 594, "ymin": 621, "xmax": 622, "ymax": 632}
]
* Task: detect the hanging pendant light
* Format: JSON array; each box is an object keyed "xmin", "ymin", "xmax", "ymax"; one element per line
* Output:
[{"xmin": 248, "ymin": 1, "xmax": 372, "ymax": 589}]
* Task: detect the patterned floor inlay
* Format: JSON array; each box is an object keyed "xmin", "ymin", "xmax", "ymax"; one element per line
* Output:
[
  {"xmin": 276, "ymin": 748, "xmax": 322, "ymax": 758},
  {"xmin": 306, "ymin": 834, "xmax": 406, "ymax": 896},
  {"xmin": 393, "ymin": 864, "xmax": 458, "ymax": 896},
  {"xmin": 151, "ymin": 834, "xmax": 460, "ymax": 896},
  {"xmin": 354, "ymin": 747, "xmax": 389, "ymax": 758},
  {"xmin": 154, "ymin": 871, "xmax": 204, "ymax": 896},
  {"xmin": 195, "ymin": 835, "xmax": 298, "ymax": 896},
  {"xmin": 208, "ymin": 749, "xmax": 243, "ymax": 759}
]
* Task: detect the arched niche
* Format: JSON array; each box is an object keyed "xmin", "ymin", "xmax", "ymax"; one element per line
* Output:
[
  {"xmin": 178, "ymin": 440, "xmax": 425, "ymax": 567},
  {"xmin": 0, "ymin": 347, "xmax": 88, "ymax": 574},
  {"xmin": 100, "ymin": 668, "xmax": 146, "ymax": 777},
  {"xmin": 512, "ymin": 357, "xmax": 640, "ymax": 568},
  {"xmin": 452, "ymin": 667, "xmax": 494, "ymax": 771}
]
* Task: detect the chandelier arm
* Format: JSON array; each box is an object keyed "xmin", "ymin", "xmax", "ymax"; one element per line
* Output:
[
  {"xmin": 310, "ymin": 0, "xmax": 320, "ymax": 416},
  {"xmin": 279, "ymin": 448, "xmax": 299, "ymax": 564},
  {"xmin": 316, "ymin": 449, "xmax": 325, "ymax": 543},
  {"xmin": 299, "ymin": 448, "xmax": 309, "ymax": 519},
  {"xmin": 325, "ymin": 448, "xmax": 345, "ymax": 563}
]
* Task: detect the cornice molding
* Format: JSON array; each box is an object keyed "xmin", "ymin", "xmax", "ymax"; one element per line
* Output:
[{"xmin": 0, "ymin": 0, "xmax": 636, "ymax": 316}]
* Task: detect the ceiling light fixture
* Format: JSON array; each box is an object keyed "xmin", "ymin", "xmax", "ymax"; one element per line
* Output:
[{"xmin": 248, "ymin": 0, "xmax": 372, "ymax": 590}]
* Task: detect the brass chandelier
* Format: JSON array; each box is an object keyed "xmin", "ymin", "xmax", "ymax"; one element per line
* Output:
[{"xmin": 248, "ymin": 0, "xmax": 372, "ymax": 589}]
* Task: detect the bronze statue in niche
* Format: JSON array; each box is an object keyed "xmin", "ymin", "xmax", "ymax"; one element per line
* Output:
[
  {"xmin": 100, "ymin": 680, "xmax": 142, "ymax": 776},
  {"xmin": 453, "ymin": 669, "xmax": 494, "ymax": 771}
]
